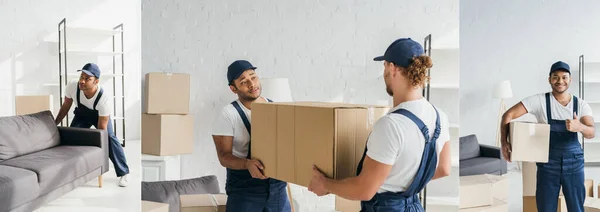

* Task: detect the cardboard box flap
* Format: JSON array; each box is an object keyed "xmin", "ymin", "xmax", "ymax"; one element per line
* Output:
[
  {"xmin": 585, "ymin": 198, "xmax": 600, "ymax": 211},
  {"xmin": 461, "ymin": 174, "xmax": 494, "ymax": 186},
  {"xmin": 213, "ymin": 194, "xmax": 227, "ymax": 205},
  {"xmin": 180, "ymin": 194, "xmax": 216, "ymax": 207},
  {"xmin": 253, "ymin": 101, "xmax": 389, "ymax": 109}
]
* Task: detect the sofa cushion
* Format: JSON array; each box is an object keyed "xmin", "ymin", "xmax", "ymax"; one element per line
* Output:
[
  {"xmin": 0, "ymin": 165, "xmax": 40, "ymax": 212},
  {"xmin": 459, "ymin": 157, "xmax": 503, "ymax": 176},
  {"xmin": 0, "ymin": 111, "xmax": 60, "ymax": 161},
  {"xmin": 459, "ymin": 134, "xmax": 481, "ymax": 160},
  {"xmin": 0, "ymin": 145, "xmax": 103, "ymax": 195},
  {"xmin": 141, "ymin": 176, "xmax": 221, "ymax": 212}
]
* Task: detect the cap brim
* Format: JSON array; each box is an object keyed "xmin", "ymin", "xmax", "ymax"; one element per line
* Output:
[
  {"xmin": 78, "ymin": 70, "xmax": 95, "ymax": 77},
  {"xmin": 373, "ymin": 56, "xmax": 385, "ymax": 61}
]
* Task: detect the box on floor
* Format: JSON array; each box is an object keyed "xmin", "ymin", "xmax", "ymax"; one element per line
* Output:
[
  {"xmin": 523, "ymin": 196, "xmax": 567, "ymax": 212},
  {"xmin": 585, "ymin": 198, "xmax": 600, "ymax": 212},
  {"xmin": 459, "ymin": 199, "xmax": 507, "ymax": 212},
  {"xmin": 142, "ymin": 200, "xmax": 169, "ymax": 212},
  {"xmin": 180, "ymin": 194, "xmax": 227, "ymax": 212},
  {"xmin": 142, "ymin": 114, "xmax": 194, "ymax": 156},
  {"xmin": 523, "ymin": 161, "xmax": 593, "ymax": 197},
  {"xmin": 459, "ymin": 174, "xmax": 494, "ymax": 209},
  {"xmin": 15, "ymin": 95, "xmax": 53, "ymax": 115},
  {"xmin": 509, "ymin": 122, "xmax": 550, "ymax": 162},
  {"xmin": 251, "ymin": 102, "xmax": 390, "ymax": 187},
  {"xmin": 335, "ymin": 196, "xmax": 361, "ymax": 212},
  {"xmin": 144, "ymin": 72, "xmax": 190, "ymax": 115}
]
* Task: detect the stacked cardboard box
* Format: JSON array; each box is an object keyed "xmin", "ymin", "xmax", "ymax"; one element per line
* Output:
[
  {"xmin": 15, "ymin": 95, "xmax": 53, "ymax": 115},
  {"xmin": 522, "ymin": 161, "xmax": 594, "ymax": 211},
  {"xmin": 509, "ymin": 122, "xmax": 550, "ymax": 162},
  {"xmin": 180, "ymin": 194, "xmax": 227, "ymax": 212},
  {"xmin": 142, "ymin": 73, "xmax": 194, "ymax": 156},
  {"xmin": 251, "ymin": 101, "xmax": 390, "ymax": 187},
  {"xmin": 142, "ymin": 200, "xmax": 169, "ymax": 212},
  {"xmin": 459, "ymin": 174, "xmax": 508, "ymax": 211},
  {"xmin": 335, "ymin": 196, "xmax": 361, "ymax": 212},
  {"xmin": 585, "ymin": 198, "xmax": 600, "ymax": 211}
]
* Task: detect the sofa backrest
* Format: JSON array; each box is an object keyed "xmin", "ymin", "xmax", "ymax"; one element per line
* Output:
[
  {"xmin": 0, "ymin": 111, "xmax": 60, "ymax": 161},
  {"xmin": 459, "ymin": 134, "xmax": 481, "ymax": 160}
]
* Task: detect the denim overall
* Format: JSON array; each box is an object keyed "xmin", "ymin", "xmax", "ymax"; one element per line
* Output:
[
  {"xmin": 357, "ymin": 108, "xmax": 441, "ymax": 212},
  {"xmin": 225, "ymin": 99, "xmax": 291, "ymax": 212},
  {"xmin": 536, "ymin": 93, "xmax": 585, "ymax": 212},
  {"xmin": 69, "ymin": 86, "xmax": 129, "ymax": 177}
]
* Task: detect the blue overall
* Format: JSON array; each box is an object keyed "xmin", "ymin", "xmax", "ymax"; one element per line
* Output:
[
  {"xmin": 357, "ymin": 108, "xmax": 441, "ymax": 212},
  {"xmin": 225, "ymin": 99, "xmax": 291, "ymax": 212},
  {"xmin": 69, "ymin": 87, "xmax": 130, "ymax": 177},
  {"xmin": 536, "ymin": 93, "xmax": 585, "ymax": 212}
]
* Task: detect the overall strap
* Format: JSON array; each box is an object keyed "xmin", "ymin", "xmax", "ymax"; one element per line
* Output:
[
  {"xmin": 392, "ymin": 109, "xmax": 431, "ymax": 142},
  {"xmin": 573, "ymin": 96, "xmax": 579, "ymax": 115},
  {"xmin": 93, "ymin": 88, "xmax": 104, "ymax": 111},
  {"xmin": 231, "ymin": 101, "xmax": 252, "ymax": 159},
  {"xmin": 76, "ymin": 86, "xmax": 82, "ymax": 106},
  {"xmin": 545, "ymin": 93, "xmax": 552, "ymax": 121}
]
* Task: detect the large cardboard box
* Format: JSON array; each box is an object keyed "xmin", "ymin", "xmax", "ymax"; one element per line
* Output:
[
  {"xmin": 15, "ymin": 95, "xmax": 53, "ymax": 115},
  {"xmin": 251, "ymin": 102, "xmax": 389, "ymax": 187},
  {"xmin": 523, "ymin": 196, "xmax": 567, "ymax": 212},
  {"xmin": 460, "ymin": 174, "xmax": 494, "ymax": 209},
  {"xmin": 142, "ymin": 200, "xmax": 169, "ymax": 212},
  {"xmin": 524, "ymin": 162, "xmax": 593, "ymax": 197},
  {"xmin": 144, "ymin": 73, "xmax": 190, "ymax": 114},
  {"xmin": 487, "ymin": 174, "xmax": 508, "ymax": 201},
  {"xmin": 180, "ymin": 194, "xmax": 227, "ymax": 212},
  {"xmin": 335, "ymin": 196, "xmax": 361, "ymax": 212},
  {"xmin": 142, "ymin": 114, "xmax": 194, "ymax": 156},
  {"xmin": 585, "ymin": 198, "xmax": 600, "ymax": 212},
  {"xmin": 459, "ymin": 199, "xmax": 507, "ymax": 212},
  {"xmin": 509, "ymin": 122, "xmax": 550, "ymax": 162}
]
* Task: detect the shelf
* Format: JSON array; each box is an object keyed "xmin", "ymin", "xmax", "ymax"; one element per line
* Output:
[
  {"xmin": 428, "ymin": 83, "xmax": 459, "ymax": 89},
  {"xmin": 62, "ymin": 73, "xmax": 124, "ymax": 77},
  {"xmin": 449, "ymin": 123, "xmax": 460, "ymax": 128},
  {"xmin": 584, "ymin": 138, "xmax": 600, "ymax": 144},
  {"xmin": 584, "ymin": 79, "xmax": 600, "ymax": 84},
  {"xmin": 112, "ymin": 117, "xmax": 124, "ymax": 120},
  {"xmin": 42, "ymin": 83, "xmax": 60, "ymax": 87},
  {"xmin": 589, "ymin": 101, "xmax": 600, "ymax": 104},
  {"xmin": 60, "ymin": 50, "xmax": 124, "ymax": 56},
  {"xmin": 61, "ymin": 27, "xmax": 122, "ymax": 36}
]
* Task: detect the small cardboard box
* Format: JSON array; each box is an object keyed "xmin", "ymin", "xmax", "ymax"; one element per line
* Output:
[
  {"xmin": 584, "ymin": 198, "xmax": 600, "ymax": 212},
  {"xmin": 459, "ymin": 175, "xmax": 494, "ymax": 209},
  {"xmin": 459, "ymin": 199, "xmax": 507, "ymax": 212},
  {"xmin": 486, "ymin": 174, "xmax": 508, "ymax": 201},
  {"xmin": 142, "ymin": 200, "xmax": 169, "ymax": 212},
  {"xmin": 180, "ymin": 194, "xmax": 227, "ymax": 212},
  {"xmin": 144, "ymin": 72, "xmax": 190, "ymax": 114},
  {"xmin": 15, "ymin": 95, "xmax": 53, "ymax": 115},
  {"xmin": 524, "ymin": 162, "xmax": 593, "ymax": 197},
  {"xmin": 142, "ymin": 114, "xmax": 194, "ymax": 156},
  {"xmin": 251, "ymin": 102, "xmax": 389, "ymax": 187},
  {"xmin": 509, "ymin": 122, "xmax": 550, "ymax": 162},
  {"xmin": 523, "ymin": 196, "xmax": 567, "ymax": 212},
  {"xmin": 335, "ymin": 196, "xmax": 361, "ymax": 212}
]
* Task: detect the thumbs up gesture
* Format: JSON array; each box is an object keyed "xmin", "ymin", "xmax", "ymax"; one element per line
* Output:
[{"xmin": 566, "ymin": 112, "xmax": 581, "ymax": 132}]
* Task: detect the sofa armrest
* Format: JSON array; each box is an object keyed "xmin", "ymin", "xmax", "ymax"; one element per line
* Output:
[
  {"xmin": 58, "ymin": 127, "xmax": 109, "ymax": 173},
  {"xmin": 480, "ymin": 144, "xmax": 502, "ymax": 159}
]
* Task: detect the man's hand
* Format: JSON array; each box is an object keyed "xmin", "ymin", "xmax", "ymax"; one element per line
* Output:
[
  {"xmin": 308, "ymin": 165, "xmax": 330, "ymax": 196},
  {"xmin": 501, "ymin": 140, "xmax": 512, "ymax": 163},
  {"xmin": 566, "ymin": 112, "xmax": 582, "ymax": 132},
  {"xmin": 245, "ymin": 159, "xmax": 267, "ymax": 179}
]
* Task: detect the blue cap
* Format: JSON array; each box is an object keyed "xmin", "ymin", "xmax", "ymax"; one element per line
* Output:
[
  {"xmin": 227, "ymin": 60, "xmax": 257, "ymax": 85},
  {"xmin": 373, "ymin": 38, "xmax": 424, "ymax": 67},
  {"xmin": 550, "ymin": 61, "xmax": 570, "ymax": 75},
  {"xmin": 78, "ymin": 63, "xmax": 101, "ymax": 78}
]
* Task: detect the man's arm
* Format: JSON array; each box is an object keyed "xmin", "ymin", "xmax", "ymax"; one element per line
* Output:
[
  {"xmin": 97, "ymin": 116, "xmax": 110, "ymax": 130},
  {"xmin": 432, "ymin": 141, "xmax": 451, "ymax": 180},
  {"xmin": 500, "ymin": 102, "xmax": 528, "ymax": 162},
  {"xmin": 213, "ymin": 135, "xmax": 266, "ymax": 179},
  {"xmin": 54, "ymin": 97, "xmax": 73, "ymax": 125},
  {"xmin": 573, "ymin": 115, "xmax": 595, "ymax": 139},
  {"xmin": 322, "ymin": 156, "xmax": 392, "ymax": 201}
]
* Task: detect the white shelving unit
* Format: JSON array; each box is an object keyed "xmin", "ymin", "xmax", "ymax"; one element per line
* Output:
[
  {"xmin": 55, "ymin": 18, "xmax": 127, "ymax": 147},
  {"xmin": 579, "ymin": 56, "xmax": 600, "ymax": 164}
]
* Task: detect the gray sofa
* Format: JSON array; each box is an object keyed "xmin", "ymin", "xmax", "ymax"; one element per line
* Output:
[
  {"xmin": 459, "ymin": 134, "xmax": 507, "ymax": 176},
  {"xmin": 0, "ymin": 111, "xmax": 109, "ymax": 212},
  {"xmin": 141, "ymin": 175, "xmax": 221, "ymax": 212}
]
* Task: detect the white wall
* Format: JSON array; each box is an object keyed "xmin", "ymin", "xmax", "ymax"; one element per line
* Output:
[
  {"xmin": 0, "ymin": 0, "xmax": 142, "ymax": 141},
  {"xmin": 142, "ymin": 0, "xmax": 458, "ymax": 210},
  {"xmin": 460, "ymin": 0, "xmax": 600, "ymax": 145}
]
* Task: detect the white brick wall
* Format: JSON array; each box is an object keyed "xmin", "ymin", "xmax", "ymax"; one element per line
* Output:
[
  {"xmin": 142, "ymin": 0, "xmax": 458, "ymax": 211},
  {"xmin": 460, "ymin": 0, "xmax": 600, "ymax": 146},
  {"xmin": 0, "ymin": 0, "xmax": 142, "ymax": 140}
]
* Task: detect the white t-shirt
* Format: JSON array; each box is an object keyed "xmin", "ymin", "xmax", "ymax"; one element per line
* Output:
[
  {"xmin": 366, "ymin": 98, "xmax": 450, "ymax": 193},
  {"xmin": 521, "ymin": 93, "xmax": 593, "ymax": 142},
  {"xmin": 65, "ymin": 81, "xmax": 112, "ymax": 117},
  {"xmin": 212, "ymin": 97, "xmax": 268, "ymax": 158}
]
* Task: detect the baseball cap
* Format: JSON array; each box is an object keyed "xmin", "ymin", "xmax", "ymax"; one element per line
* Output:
[
  {"xmin": 373, "ymin": 38, "xmax": 424, "ymax": 67},
  {"xmin": 78, "ymin": 63, "xmax": 101, "ymax": 78},
  {"xmin": 227, "ymin": 60, "xmax": 257, "ymax": 85},
  {"xmin": 549, "ymin": 61, "xmax": 570, "ymax": 75}
]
